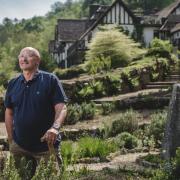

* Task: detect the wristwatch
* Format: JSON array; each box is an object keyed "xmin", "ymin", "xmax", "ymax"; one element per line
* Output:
[{"xmin": 52, "ymin": 124, "xmax": 60, "ymax": 131}]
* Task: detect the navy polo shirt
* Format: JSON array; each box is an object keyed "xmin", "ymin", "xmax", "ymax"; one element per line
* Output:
[{"xmin": 4, "ymin": 70, "xmax": 68, "ymax": 152}]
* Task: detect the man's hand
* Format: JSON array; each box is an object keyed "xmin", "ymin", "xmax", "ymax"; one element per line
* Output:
[{"xmin": 40, "ymin": 128, "xmax": 59, "ymax": 145}]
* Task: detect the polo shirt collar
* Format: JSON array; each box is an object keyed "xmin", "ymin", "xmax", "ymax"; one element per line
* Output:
[{"xmin": 20, "ymin": 70, "xmax": 40, "ymax": 83}]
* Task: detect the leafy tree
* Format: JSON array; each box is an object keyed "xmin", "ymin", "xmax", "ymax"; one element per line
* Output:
[
  {"xmin": 147, "ymin": 38, "xmax": 173, "ymax": 58},
  {"xmin": 124, "ymin": 0, "xmax": 176, "ymax": 12},
  {"xmin": 85, "ymin": 25, "xmax": 145, "ymax": 72}
]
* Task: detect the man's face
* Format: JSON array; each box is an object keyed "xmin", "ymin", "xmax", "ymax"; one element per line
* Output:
[{"xmin": 18, "ymin": 50, "xmax": 39, "ymax": 71}]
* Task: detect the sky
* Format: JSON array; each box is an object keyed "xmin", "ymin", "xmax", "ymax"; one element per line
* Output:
[{"xmin": 0, "ymin": 0, "xmax": 65, "ymax": 23}]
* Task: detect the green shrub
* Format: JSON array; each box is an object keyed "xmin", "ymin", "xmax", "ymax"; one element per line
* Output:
[
  {"xmin": 107, "ymin": 109, "xmax": 139, "ymax": 137},
  {"xmin": 85, "ymin": 25, "xmax": 146, "ymax": 73},
  {"xmin": 114, "ymin": 132, "xmax": 138, "ymax": 149},
  {"xmin": 32, "ymin": 156, "xmax": 59, "ymax": 180},
  {"xmin": 76, "ymin": 80, "xmax": 106, "ymax": 101},
  {"xmin": 65, "ymin": 104, "xmax": 82, "ymax": 125},
  {"xmin": 61, "ymin": 141, "xmax": 78, "ymax": 166},
  {"xmin": 143, "ymin": 154, "xmax": 163, "ymax": 164},
  {"xmin": 147, "ymin": 111, "xmax": 167, "ymax": 147},
  {"xmin": 101, "ymin": 102, "xmax": 115, "ymax": 115},
  {"xmin": 65, "ymin": 103, "xmax": 96, "ymax": 124},
  {"xmin": 86, "ymin": 55, "xmax": 111, "ymax": 74},
  {"xmin": 54, "ymin": 65, "xmax": 86, "ymax": 80},
  {"xmin": 1, "ymin": 155, "xmax": 20, "ymax": 180},
  {"xmin": 77, "ymin": 137, "xmax": 117, "ymax": 159},
  {"xmin": 0, "ymin": 72, "xmax": 9, "ymax": 87},
  {"xmin": 103, "ymin": 73, "xmax": 121, "ymax": 95},
  {"xmin": 81, "ymin": 102, "xmax": 96, "ymax": 120},
  {"xmin": 147, "ymin": 38, "xmax": 173, "ymax": 59}
]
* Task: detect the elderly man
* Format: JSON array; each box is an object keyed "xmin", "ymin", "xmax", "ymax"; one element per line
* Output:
[{"xmin": 4, "ymin": 47, "xmax": 67, "ymax": 177}]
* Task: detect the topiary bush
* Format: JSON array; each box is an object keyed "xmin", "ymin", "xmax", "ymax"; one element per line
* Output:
[{"xmin": 114, "ymin": 132, "xmax": 138, "ymax": 149}]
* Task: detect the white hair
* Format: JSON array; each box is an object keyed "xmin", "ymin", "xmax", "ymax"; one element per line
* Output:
[{"xmin": 20, "ymin": 47, "xmax": 41, "ymax": 60}]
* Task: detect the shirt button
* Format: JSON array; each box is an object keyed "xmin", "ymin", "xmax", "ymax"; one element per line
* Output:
[{"xmin": 26, "ymin": 85, "xmax": 29, "ymax": 88}]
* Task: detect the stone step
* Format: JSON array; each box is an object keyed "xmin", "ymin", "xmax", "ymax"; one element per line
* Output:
[
  {"xmin": 60, "ymin": 127, "xmax": 102, "ymax": 141},
  {"xmin": 145, "ymin": 84, "xmax": 170, "ymax": 89},
  {"xmin": 168, "ymin": 75, "xmax": 180, "ymax": 78},
  {"xmin": 165, "ymin": 77, "xmax": 180, "ymax": 81},
  {"xmin": 169, "ymin": 72, "xmax": 180, "ymax": 75},
  {"xmin": 147, "ymin": 81, "xmax": 177, "ymax": 86}
]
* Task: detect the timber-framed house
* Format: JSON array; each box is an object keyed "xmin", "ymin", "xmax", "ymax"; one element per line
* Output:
[{"xmin": 49, "ymin": 0, "xmax": 180, "ymax": 68}]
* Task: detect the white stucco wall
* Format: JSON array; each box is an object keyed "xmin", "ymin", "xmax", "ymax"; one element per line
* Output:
[
  {"xmin": 121, "ymin": 25, "xmax": 134, "ymax": 34},
  {"xmin": 175, "ymin": 7, "xmax": 180, "ymax": 15},
  {"xmin": 143, "ymin": 27, "xmax": 159, "ymax": 47}
]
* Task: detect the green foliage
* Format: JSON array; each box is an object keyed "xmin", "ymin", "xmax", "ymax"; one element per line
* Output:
[
  {"xmin": 77, "ymin": 137, "xmax": 117, "ymax": 159},
  {"xmin": 61, "ymin": 141, "xmax": 78, "ymax": 166},
  {"xmin": 103, "ymin": 73, "xmax": 121, "ymax": 95},
  {"xmin": 54, "ymin": 65, "xmax": 86, "ymax": 80},
  {"xmin": 81, "ymin": 102, "xmax": 96, "ymax": 120},
  {"xmin": 148, "ymin": 38, "xmax": 173, "ymax": 58},
  {"xmin": 61, "ymin": 137, "xmax": 117, "ymax": 166},
  {"xmin": 16, "ymin": 157, "xmax": 34, "ymax": 180},
  {"xmin": 124, "ymin": 0, "xmax": 176, "ymax": 13},
  {"xmin": 151, "ymin": 148, "xmax": 180, "ymax": 180},
  {"xmin": 1, "ymin": 155, "xmax": 20, "ymax": 180},
  {"xmin": 32, "ymin": 156, "xmax": 59, "ymax": 180},
  {"xmin": 86, "ymin": 55, "xmax": 111, "ymax": 74},
  {"xmin": 65, "ymin": 102, "xmax": 96, "ymax": 124},
  {"xmin": 101, "ymin": 102, "xmax": 115, "ymax": 115},
  {"xmin": 146, "ymin": 111, "xmax": 167, "ymax": 147},
  {"xmin": 39, "ymin": 50, "xmax": 57, "ymax": 72},
  {"xmin": 76, "ymin": 80, "xmax": 106, "ymax": 101},
  {"xmin": 114, "ymin": 132, "xmax": 138, "ymax": 149},
  {"xmin": 66, "ymin": 103, "xmax": 82, "ymax": 124},
  {"xmin": 85, "ymin": 25, "xmax": 145, "ymax": 73},
  {"xmin": 104, "ymin": 109, "xmax": 139, "ymax": 137},
  {"xmin": 143, "ymin": 154, "xmax": 164, "ymax": 164}
]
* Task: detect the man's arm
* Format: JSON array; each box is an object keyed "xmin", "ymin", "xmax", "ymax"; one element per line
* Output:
[
  {"xmin": 5, "ymin": 108, "xmax": 13, "ymax": 143},
  {"xmin": 53, "ymin": 103, "xmax": 67, "ymax": 129},
  {"xmin": 41, "ymin": 103, "xmax": 67, "ymax": 145}
]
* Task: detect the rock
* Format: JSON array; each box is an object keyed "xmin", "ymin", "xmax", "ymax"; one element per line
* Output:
[
  {"xmin": 77, "ymin": 157, "xmax": 101, "ymax": 164},
  {"xmin": 0, "ymin": 136, "xmax": 7, "ymax": 144},
  {"xmin": 0, "ymin": 145, "xmax": 4, "ymax": 151},
  {"xmin": 163, "ymin": 84, "xmax": 180, "ymax": 159}
]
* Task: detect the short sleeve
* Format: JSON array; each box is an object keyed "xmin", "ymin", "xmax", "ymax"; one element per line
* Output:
[
  {"xmin": 4, "ymin": 81, "xmax": 13, "ymax": 108},
  {"xmin": 51, "ymin": 75, "xmax": 68, "ymax": 105}
]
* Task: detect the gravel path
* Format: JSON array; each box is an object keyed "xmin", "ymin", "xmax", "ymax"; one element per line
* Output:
[{"xmin": 68, "ymin": 152, "xmax": 159, "ymax": 172}]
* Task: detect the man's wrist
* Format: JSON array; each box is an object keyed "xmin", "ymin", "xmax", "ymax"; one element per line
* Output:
[{"xmin": 52, "ymin": 123, "xmax": 61, "ymax": 131}]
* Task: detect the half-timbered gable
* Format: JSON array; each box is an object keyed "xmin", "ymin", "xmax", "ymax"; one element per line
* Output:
[{"xmin": 49, "ymin": 0, "xmax": 180, "ymax": 68}]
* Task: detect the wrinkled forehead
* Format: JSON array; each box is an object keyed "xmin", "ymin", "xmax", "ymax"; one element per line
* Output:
[{"xmin": 19, "ymin": 48, "xmax": 40, "ymax": 59}]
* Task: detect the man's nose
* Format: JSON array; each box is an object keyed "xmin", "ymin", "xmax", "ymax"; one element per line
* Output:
[{"xmin": 20, "ymin": 56, "xmax": 28, "ymax": 62}]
